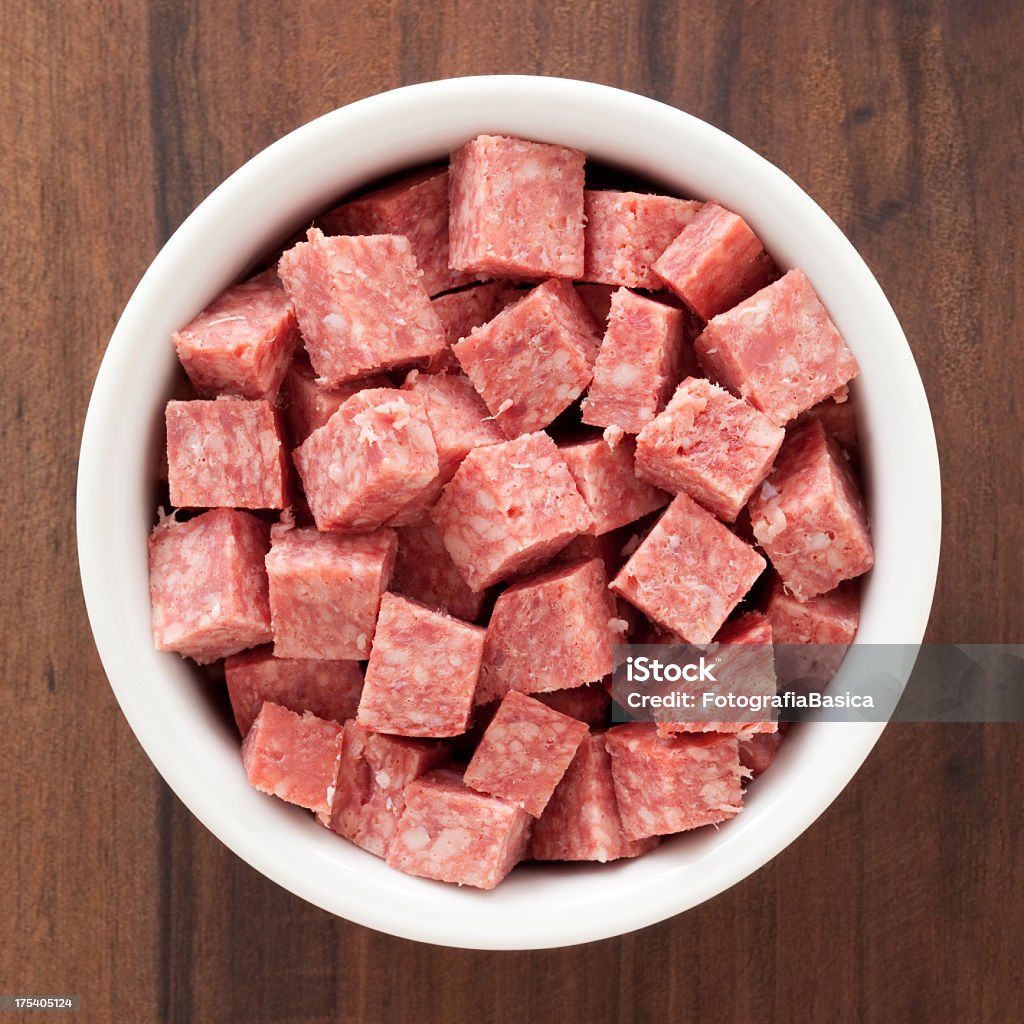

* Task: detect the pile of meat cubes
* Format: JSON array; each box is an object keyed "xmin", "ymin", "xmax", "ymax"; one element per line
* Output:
[{"xmin": 148, "ymin": 134, "xmax": 873, "ymax": 889}]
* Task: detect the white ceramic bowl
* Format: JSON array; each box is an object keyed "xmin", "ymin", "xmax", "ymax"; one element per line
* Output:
[{"xmin": 77, "ymin": 76, "xmax": 941, "ymax": 949}]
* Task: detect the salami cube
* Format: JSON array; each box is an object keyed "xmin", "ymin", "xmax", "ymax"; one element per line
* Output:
[
  {"xmin": 241, "ymin": 702, "xmax": 344, "ymax": 817},
  {"xmin": 604, "ymin": 724, "xmax": 745, "ymax": 841},
  {"xmin": 224, "ymin": 647, "xmax": 364, "ymax": 736},
  {"xmin": 583, "ymin": 190, "xmax": 701, "ymax": 290},
  {"xmin": 453, "ymin": 279, "xmax": 600, "ymax": 438},
  {"xmin": 358, "ymin": 594, "xmax": 485, "ymax": 738},
  {"xmin": 449, "ymin": 134, "xmax": 585, "ymax": 279},
  {"xmin": 279, "ymin": 355, "xmax": 390, "ymax": 444},
  {"xmin": 171, "ymin": 271, "xmax": 299, "ymax": 400},
  {"xmin": 534, "ymin": 683, "xmax": 611, "ymax": 728},
  {"xmin": 278, "ymin": 228, "xmax": 445, "ymax": 386},
  {"xmin": 428, "ymin": 281, "xmax": 519, "ymax": 373},
  {"xmin": 581, "ymin": 289, "xmax": 690, "ymax": 435},
  {"xmin": 265, "ymin": 526, "xmax": 396, "ymax": 660},
  {"xmin": 574, "ymin": 282, "xmax": 615, "ymax": 326},
  {"xmin": 464, "ymin": 691, "xmax": 589, "ymax": 817},
  {"xmin": 165, "ymin": 398, "xmax": 288, "ymax": 510},
  {"xmin": 149, "ymin": 508, "xmax": 272, "ymax": 664},
  {"xmin": 319, "ymin": 168, "xmax": 474, "ymax": 297},
  {"xmin": 386, "ymin": 769, "xmax": 532, "ymax": 889},
  {"xmin": 694, "ymin": 269, "xmax": 860, "ymax": 426},
  {"xmin": 328, "ymin": 721, "xmax": 448, "ymax": 857},
  {"xmin": 293, "ymin": 388, "xmax": 439, "ymax": 532},
  {"xmin": 430, "ymin": 432, "xmax": 593, "ymax": 591},
  {"xmin": 653, "ymin": 201, "xmax": 776, "ymax": 320},
  {"xmin": 611, "ymin": 493, "xmax": 765, "ymax": 644},
  {"xmin": 391, "ymin": 519, "xmax": 487, "ymax": 622},
  {"xmin": 559, "ymin": 436, "xmax": 669, "ymax": 535},
  {"xmin": 478, "ymin": 558, "xmax": 623, "ymax": 705},
  {"xmin": 530, "ymin": 732, "xmax": 659, "ymax": 862},
  {"xmin": 749, "ymin": 419, "xmax": 873, "ymax": 599},
  {"xmin": 739, "ymin": 731, "xmax": 783, "ymax": 779},
  {"xmin": 635, "ymin": 377, "xmax": 785, "ymax": 522},
  {"xmin": 793, "ymin": 396, "xmax": 859, "ymax": 459}
]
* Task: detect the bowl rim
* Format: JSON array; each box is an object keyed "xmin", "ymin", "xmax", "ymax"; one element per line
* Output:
[{"xmin": 77, "ymin": 74, "xmax": 941, "ymax": 949}]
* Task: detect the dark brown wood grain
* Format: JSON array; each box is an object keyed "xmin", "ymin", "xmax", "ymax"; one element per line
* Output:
[{"xmin": 2, "ymin": 1, "xmax": 1021, "ymax": 1021}]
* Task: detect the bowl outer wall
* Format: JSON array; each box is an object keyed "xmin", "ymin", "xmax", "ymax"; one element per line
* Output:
[{"xmin": 76, "ymin": 76, "xmax": 941, "ymax": 949}]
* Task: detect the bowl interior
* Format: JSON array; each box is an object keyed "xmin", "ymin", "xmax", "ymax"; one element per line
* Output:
[{"xmin": 77, "ymin": 76, "xmax": 940, "ymax": 949}]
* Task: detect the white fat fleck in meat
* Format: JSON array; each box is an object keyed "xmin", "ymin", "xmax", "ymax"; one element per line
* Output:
[
  {"xmin": 323, "ymin": 311, "xmax": 350, "ymax": 335},
  {"xmin": 400, "ymin": 825, "xmax": 432, "ymax": 852},
  {"xmin": 375, "ymin": 771, "xmax": 391, "ymax": 789}
]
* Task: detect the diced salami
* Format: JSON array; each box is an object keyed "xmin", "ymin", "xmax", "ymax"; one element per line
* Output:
[
  {"xmin": 224, "ymin": 647, "xmax": 364, "ymax": 736},
  {"xmin": 694, "ymin": 269, "xmax": 860, "ymax": 426},
  {"xmin": 574, "ymin": 282, "xmax": 615, "ymax": 326},
  {"xmin": 583, "ymin": 190, "xmax": 701, "ymax": 289},
  {"xmin": 749, "ymin": 419, "xmax": 873, "ymax": 599},
  {"xmin": 478, "ymin": 558, "xmax": 623, "ymax": 704},
  {"xmin": 581, "ymin": 288, "xmax": 691, "ymax": 435},
  {"xmin": 653, "ymin": 201, "xmax": 776, "ymax": 320},
  {"xmin": 464, "ymin": 691, "xmax": 589, "ymax": 817},
  {"xmin": 430, "ymin": 432, "xmax": 593, "ymax": 591},
  {"xmin": 265, "ymin": 525, "xmax": 396, "ymax": 660},
  {"xmin": 428, "ymin": 281, "xmax": 520, "ymax": 373},
  {"xmin": 149, "ymin": 508, "xmax": 272, "ymax": 664},
  {"xmin": 319, "ymin": 168, "xmax": 475, "ymax": 296},
  {"xmin": 165, "ymin": 398, "xmax": 288, "ymax": 510},
  {"xmin": 391, "ymin": 518, "xmax": 487, "ymax": 622},
  {"xmin": 534, "ymin": 683, "xmax": 611, "ymax": 728},
  {"xmin": 611, "ymin": 493, "xmax": 765, "ymax": 644},
  {"xmin": 357, "ymin": 593, "xmax": 485, "ymax": 738},
  {"xmin": 386, "ymin": 769, "xmax": 532, "ymax": 889},
  {"xmin": 530, "ymin": 732, "xmax": 659, "ymax": 862},
  {"xmin": 279, "ymin": 355, "xmax": 390, "ymax": 444},
  {"xmin": 328, "ymin": 721, "xmax": 448, "ymax": 857},
  {"xmin": 292, "ymin": 388, "xmax": 439, "ymax": 532},
  {"xmin": 604, "ymin": 723, "xmax": 745, "ymax": 842},
  {"xmin": 172, "ymin": 271, "xmax": 299, "ymax": 400},
  {"xmin": 278, "ymin": 228, "xmax": 445, "ymax": 386},
  {"xmin": 635, "ymin": 377, "xmax": 785, "ymax": 522},
  {"xmin": 241, "ymin": 702, "xmax": 344, "ymax": 817},
  {"xmin": 449, "ymin": 134, "xmax": 585, "ymax": 279},
  {"xmin": 453, "ymin": 279, "xmax": 600, "ymax": 438},
  {"xmin": 559, "ymin": 435, "xmax": 669, "ymax": 535}
]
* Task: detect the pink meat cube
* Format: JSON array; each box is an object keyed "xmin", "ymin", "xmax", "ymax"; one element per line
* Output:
[
  {"xmin": 611, "ymin": 493, "xmax": 766, "ymax": 644},
  {"xmin": 328, "ymin": 721, "xmax": 448, "ymax": 857},
  {"xmin": 357, "ymin": 593, "xmax": 485, "ymax": 738},
  {"xmin": 559, "ymin": 436, "xmax": 669, "ymax": 535},
  {"xmin": 241, "ymin": 702, "xmax": 344, "ymax": 817},
  {"xmin": 319, "ymin": 168, "xmax": 474, "ymax": 296},
  {"xmin": 452, "ymin": 279, "xmax": 600, "ymax": 438},
  {"xmin": 149, "ymin": 508, "xmax": 271, "ymax": 664},
  {"xmin": 449, "ymin": 134, "xmax": 585, "ymax": 279},
  {"xmin": 534, "ymin": 683, "xmax": 611, "ymax": 728},
  {"xmin": 653, "ymin": 201, "xmax": 776, "ymax": 320},
  {"xmin": 635, "ymin": 377, "xmax": 785, "ymax": 522},
  {"xmin": 694, "ymin": 269, "xmax": 860, "ymax": 426},
  {"xmin": 581, "ymin": 288, "xmax": 690, "ymax": 434},
  {"xmin": 430, "ymin": 432, "xmax": 593, "ymax": 591},
  {"xmin": 279, "ymin": 355, "xmax": 390, "ymax": 444},
  {"xmin": 478, "ymin": 558, "xmax": 623, "ymax": 704},
  {"xmin": 428, "ymin": 281, "xmax": 519, "ymax": 373},
  {"xmin": 165, "ymin": 398, "xmax": 288, "ymax": 510},
  {"xmin": 739, "ymin": 731, "xmax": 784, "ymax": 779},
  {"xmin": 574, "ymin": 282, "xmax": 615, "ymax": 326},
  {"xmin": 265, "ymin": 526, "xmax": 396, "ymax": 660},
  {"xmin": 224, "ymin": 647, "xmax": 364, "ymax": 736},
  {"xmin": 749, "ymin": 419, "xmax": 873, "ymax": 599},
  {"xmin": 530, "ymin": 732, "xmax": 659, "ymax": 862},
  {"xmin": 278, "ymin": 229, "xmax": 445, "ymax": 386},
  {"xmin": 292, "ymin": 388, "xmax": 439, "ymax": 532},
  {"xmin": 604, "ymin": 724, "xmax": 745, "ymax": 841},
  {"xmin": 386, "ymin": 769, "xmax": 532, "ymax": 889},
  {"xmin": 464, "ymin": 691, "xmax": 589, "ymax": 817},
  {"xmin": 172, "ymin": 271, "xmax": 299, "ymax": 400},
  {"xmin": 391, "ymin": 519, "xmax": 486, "ymax": 622},
  {"xmin": 583, "ymin": 190, "xmax": 701, "ymax": 289}
]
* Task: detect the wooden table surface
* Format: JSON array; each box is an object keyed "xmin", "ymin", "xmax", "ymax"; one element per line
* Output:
[{"xmin": 3, "ymin": 1, "xmax": 1021, "ymax": 1021}]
